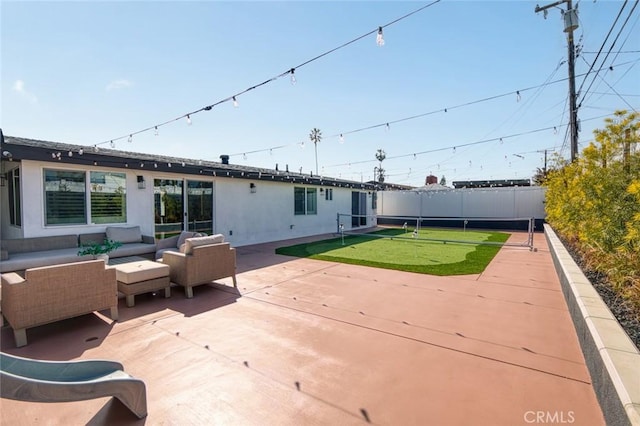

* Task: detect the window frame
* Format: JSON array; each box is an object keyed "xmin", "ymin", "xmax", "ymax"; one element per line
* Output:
[
  {"xmin": 43, "ymin": 168, "xmax": 128, "ymax": 226},
  {"xmin": 7, "ymin": 168, "xmax": 21, "ymax": 226},
  {"xmin": 294, "ymin": 186, "xmax": 318, "ymax": 215}
]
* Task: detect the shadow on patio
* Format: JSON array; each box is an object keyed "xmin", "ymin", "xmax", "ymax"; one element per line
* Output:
[{"xmin": 0, "ymin": 232, "xmax": 606, "ymax": 425}]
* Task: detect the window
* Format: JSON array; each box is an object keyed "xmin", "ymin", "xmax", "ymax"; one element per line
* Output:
[
  {"xmin": 44, "ymin": 169, "xmax": 86, "ymax": 225},
  {"xmin": 372, "ymin": 192, "xmax": 377, "ymax": 210},
  {"xmin": 325, "ymin": 188, "xmax": 333, "ymax": 201},
  {"xmin": 90, "ymin": 172, "xmax": 126, "ymax": 223},
  {"xmin": 44, "ymin": 169, "xmax": 128, "ymax": 226},
  {"xmin": 294, "ymin": 187, "xmax": 317, "ymax": 215},
  {"xmin": 7, "ymin": 168, "xmax": 21, "ymax": 226}
]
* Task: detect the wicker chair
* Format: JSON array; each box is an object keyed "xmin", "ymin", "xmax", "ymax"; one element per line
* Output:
[
  {"xmin": 1, "ymin": 260, "xmax": 118, "ymax": 347},
  {"xmin": 162, "ymin": 237, "xmax": 237, "ymax": 298}
]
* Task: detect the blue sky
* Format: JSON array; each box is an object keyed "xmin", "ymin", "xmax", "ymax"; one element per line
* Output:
[{"xmin": 2, "ymin": 0, "xmax": 639, "ymax": 187}]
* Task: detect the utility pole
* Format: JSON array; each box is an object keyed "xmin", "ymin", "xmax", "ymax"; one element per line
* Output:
[{"xmin": 535, "ymin": 0, "xmax": 579, "ymax": 162}]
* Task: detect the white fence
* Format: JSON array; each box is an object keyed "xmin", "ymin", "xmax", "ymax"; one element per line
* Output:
[{"xmin": 377, "ymin": 186, "xmax": 546, "ymax": 229}]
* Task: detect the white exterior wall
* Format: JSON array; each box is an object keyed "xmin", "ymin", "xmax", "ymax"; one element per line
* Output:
[
  {"xmin": 378, "ymin": 186, "xmax": 546, "ymax": 219},
  {"xmin": 214, "ymin": 180, "xmax": 370, "ymax": 246},
  {"xmin": 2, "ymin": 160, "xmax": 374, "ymax": 246}
]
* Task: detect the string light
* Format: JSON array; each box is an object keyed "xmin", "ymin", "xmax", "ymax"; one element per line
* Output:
[
  {"xmin": 186, "ymin": 115, "xmax": 192, "ymax": 125},
  {"xmin": 78, "ymin": 148, "xmax": 83, "ymax": 155},
  {"xmin": 376, "ymin": 27, "xmax": 385, "ymax": 46},
  {"xmin": 90, "ymin": 2, "xmax": 446, "ymax": 149},
  {"xmin": 68, "ymin": 151, "xmax": 73, "ymax": 157},
  {"xmin": 339, "ymin": 134, "xmax": 344, "ymax": 143},
  {"xmin": 233, "ymin": 96, "xmax": 239, "ymax": 108},
  {"xmin": 154, "ymin": 126, "xmax": 159, "ymax": 136},
  {"xmin": 110, "ymin": 140, "xmax": 115, "ymax": 148},
  {"xmin": 128, "ymin": 135, "xmax": 132, "ymax": 143},
  {"xmin": 516, "ymin": 91, "xmax": 521, "ymax": 102}
]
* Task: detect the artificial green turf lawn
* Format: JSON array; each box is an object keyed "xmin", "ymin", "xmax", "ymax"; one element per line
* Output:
[{"xmin": 275, "ymin": 228, "xmax": 511, "ymax": 275}]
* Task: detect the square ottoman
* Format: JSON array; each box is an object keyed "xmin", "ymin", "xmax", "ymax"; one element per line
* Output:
[{"xmin": 115, "ymin": 260, "xmax": 170, "ymax": 307}]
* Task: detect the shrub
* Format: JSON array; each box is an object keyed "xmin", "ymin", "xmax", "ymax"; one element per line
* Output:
[{"xmin": 544, "ymin": 110, "xmax": 639, "ymax": 313}]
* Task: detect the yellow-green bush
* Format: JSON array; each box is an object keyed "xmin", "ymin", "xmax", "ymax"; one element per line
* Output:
[{"xmin": 545, "ymin": 110, "xmax": 639, "ymax": 312}]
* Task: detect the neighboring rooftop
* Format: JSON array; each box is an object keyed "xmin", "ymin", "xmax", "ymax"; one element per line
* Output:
[{"xmin": 452, "ymin": 179, "xmax": 532, "ymax": 188}]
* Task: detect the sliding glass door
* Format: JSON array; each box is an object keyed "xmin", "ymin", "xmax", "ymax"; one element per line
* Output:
[
  {"xmin": 154, "ymin": 179, "xmax": 213, "ymax": 239},
  {"xmin": 187, "ymin": 180, "xmax": 213, "ymax": 234}
]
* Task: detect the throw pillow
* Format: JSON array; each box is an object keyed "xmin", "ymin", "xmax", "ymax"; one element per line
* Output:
[
  {"xmin": 183, "ymin": 234, "xmax": 225, "ymax": 254},
  {"xmin": 106, "ymin": 226, "xmax": 143, "ymax": 244},
  {"xmin": 177, "ymin": 231, "xmax": 196, "ymax": 249}
]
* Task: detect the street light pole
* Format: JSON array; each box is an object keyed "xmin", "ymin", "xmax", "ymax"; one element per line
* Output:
[{"xmin": 535, "ymin": 0, "xmax": 579, "ymax": 162}]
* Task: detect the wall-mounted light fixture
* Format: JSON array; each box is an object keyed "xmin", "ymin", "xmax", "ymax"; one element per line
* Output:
[
  {"xmin": 137, "ymin": 175, "xmax": 145, "ymax": 189},
  {"xmin": 250, "ymin": 182, "xmax": 257, "ymax": 193}
]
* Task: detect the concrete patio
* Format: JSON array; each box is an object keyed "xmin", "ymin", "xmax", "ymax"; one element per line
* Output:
[{"xmin": 0, "ymin": 232, "xmax": 605, "ymax": 425}]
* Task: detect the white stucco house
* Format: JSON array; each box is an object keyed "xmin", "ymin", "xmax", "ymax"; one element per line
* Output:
[{"xmin": 0, "ymin": 135, "xmax": 379, "ymax": 246}]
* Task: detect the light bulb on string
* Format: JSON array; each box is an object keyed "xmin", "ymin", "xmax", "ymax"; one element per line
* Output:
[
  {"xmin": 243, "ymin": 153, "xmax": 247, "ymax": 160},
  {"xmin": 154, "ymin": 163, "xmax": 158, "ymax": 168},
  {"xmin": 233, "ymin": 96, "xmax": 239, "ymax": 108},
  {"xmin": 553, "ymin": 126, "xmax": 557, "ymax": 135},
  {"xmin": 186, "ymin": 115, "xmax": 192, "ymax": 125},
  {"xmin": 376, "ymin": 26, "xmax": 385, "ymax": 46},
  {"xmin": 128, "ymin": 135, "xmax": 132, "ymax": 143},
  {"xmin": 516, "ymin": 91, "xmax": 521, "ymax": 102},
  {"xmin": 500, "ymin": 138, "xmax": 503, "ymax": 144},
  {"xmin": 110, "ymin": 140, "xmax": 115, "ymax": 148},
  {"xmin": 154, "ymin": 126, "xmax": 159, "ymax": 136},
  {"xmin": 339, "ymin": 134, "xmax": 344, "ymax": 144},
  {"xmin": 385, "ymin": 123, "xmax": 390, "ymax": 132},
  {"xmin": 290, "ymin": 68, "xmax": 296, "ymax": 85},
  {"xmin": 453, "ymin": 147, "xmax": 456, "ymax": 153},
  {"xmin": 78, "ymin": 148, "xmax": 83, "ymax": 155}
]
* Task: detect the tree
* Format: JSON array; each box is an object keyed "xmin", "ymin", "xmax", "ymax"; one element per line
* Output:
[
  {"xmin": 309, "ymin": 128, "xmax": 322, "ymax": 175},
  {"xmin": 439, "ymin": 176, "xmax": 447, "ymax": 186}
]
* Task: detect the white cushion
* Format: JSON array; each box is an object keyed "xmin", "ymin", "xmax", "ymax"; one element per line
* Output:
[
  {"xmin": 106, "ymin": 226, "xmax": 142, "ymax": 244},
  {"xmin": 183, "ymin": 234, "xmax": 225, "ymax": 254}
]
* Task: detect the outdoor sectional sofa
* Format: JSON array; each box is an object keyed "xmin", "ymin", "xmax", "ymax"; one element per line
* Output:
[{"xmin": 0, "ymin": 226, "xmax": 156, "ymax": 273}]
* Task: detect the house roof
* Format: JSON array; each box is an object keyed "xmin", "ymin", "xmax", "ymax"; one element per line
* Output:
[
  {"xmin": 452, "ymin": 179, "xmax": 531, "ymax": 188},
  {"xmin": 1, "ymin": 135, "xmax": 380, "ymax": 190}
]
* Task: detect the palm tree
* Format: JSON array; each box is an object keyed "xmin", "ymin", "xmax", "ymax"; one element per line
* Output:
[{"xmin": 309, "ymin": 128, "xmax": 322, "ymax": 175}]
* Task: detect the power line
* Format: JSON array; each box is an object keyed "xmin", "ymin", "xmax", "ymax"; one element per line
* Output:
[
  {"xmin": 575, "ymin": 0, "xmax": 628, "ymax": 100},
  {"xmin": 577, "ymin": 0, "xmax": 639, "ymax": 106},
  {"xmin": 227, "ymin": 59, "xmax": 637, "ymax": 160},
  {"xmin": 323, "ymin": 114, "xmax": 613, "ymax": 169}
]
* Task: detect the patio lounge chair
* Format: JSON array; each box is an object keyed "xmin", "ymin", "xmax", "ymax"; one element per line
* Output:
[
  {"xmin": 0, "ymin": 352, "xmax": 147, "ymax": 419},
  {"xmin": 162, "ymin": 234, "xmax": 237, "ymax": 298},
  {"xmin": 1, "ymin": 260, "xmax": 118, "ymax": 347}
]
